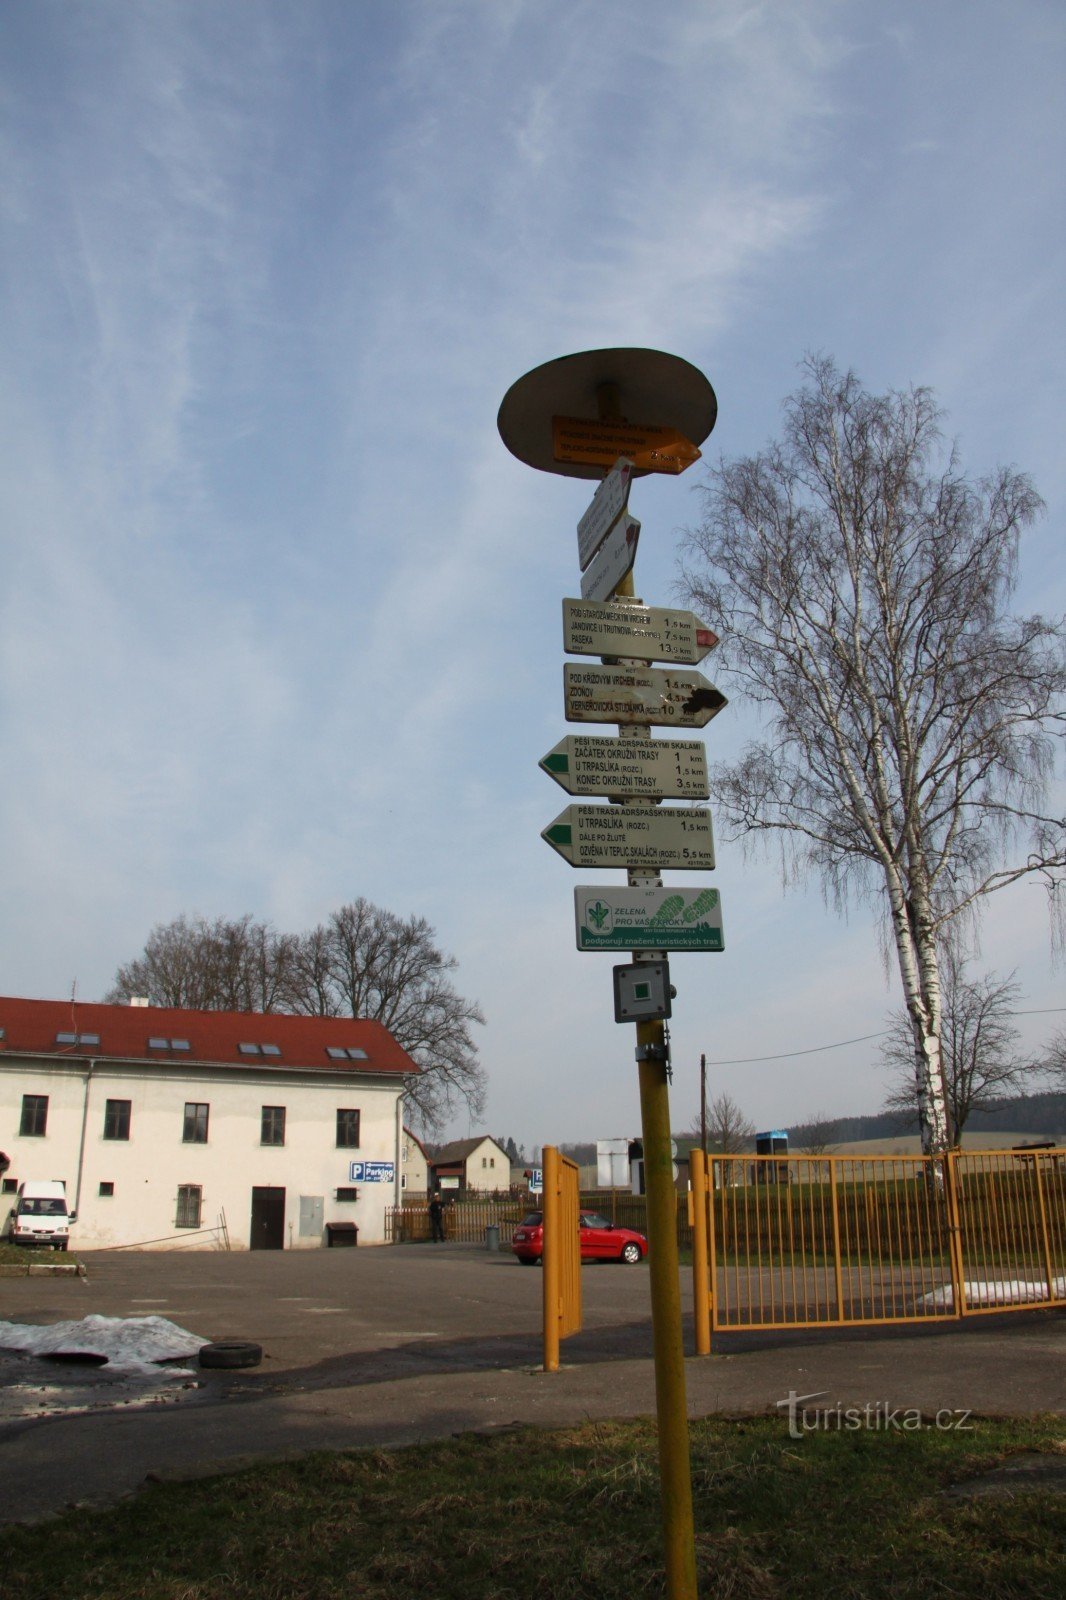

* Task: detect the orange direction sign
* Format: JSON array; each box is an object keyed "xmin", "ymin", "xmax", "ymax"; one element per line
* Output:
[
  {"xmin": 553, "ymin": 416, "xmax": 701, "ymax": 475},
  {"xmin": 563, "ymin": 598, "xmax": 719, "ymax": 665},
  {"xmin": 542, "ymin": 804, "xmax": 715, "ymax": 870},
  {"xmin": 564, "ymin": 663, "xmax": 727, "ymax": 728}
]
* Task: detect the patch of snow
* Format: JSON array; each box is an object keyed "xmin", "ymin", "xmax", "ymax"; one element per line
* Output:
[
  {"xmin": 920, "ymin": 1276, "xmax": 1066, "ymax": 1309},
  {"xmin": 0, "ymin": 1314, "xmax": 207, "ymax": 1373}
]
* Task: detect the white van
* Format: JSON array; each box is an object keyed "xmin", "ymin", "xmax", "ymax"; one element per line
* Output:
[{"xmin": 4, "ymin": 1180, "xmax": 76, "ymax": 1251}]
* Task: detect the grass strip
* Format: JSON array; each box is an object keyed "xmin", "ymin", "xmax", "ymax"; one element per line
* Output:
[{"xmin": 0, "ymin": 1414, "xmax": 1062, "ymax": 1598}]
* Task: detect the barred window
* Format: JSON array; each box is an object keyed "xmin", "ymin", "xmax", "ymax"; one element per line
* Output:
[{"xmin": 176, "ymin": 1185, "xmax": 202, "ymax": 1228}]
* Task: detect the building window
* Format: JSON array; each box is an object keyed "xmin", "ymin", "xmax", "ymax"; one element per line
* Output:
[
  {"xmin": 20, "ymin": 1095, "xmax": 48, "ymax": 1137},
  {"xmin": 103, "ymin": 1099, "xmax": 131, "ymax": 1141},
  {"xmin": 176, "ymin": 1185, "xmax": 202, "ymax": 1228},
  {"xmin": 1, "ymin": 1178, "xmax": 17, "ymax": 1195},
  {"xmin": 335, "ymin": 1187, "xmax": 358, "ymax": 1202},
  {"xmin": 183, "ymin": 1103, "xmax": 209, "ymax": 1144},
  {"xmin": 99, "ymin": 1181, "xmax": 115, "ymax": 1198},
  {"xmin": 336, "ymin": 1108, "xmax": 361, "ymax": 1148},
  {"xmin": 261, "ymin": 1106, "xmax": 286, "ymax": 1146}
]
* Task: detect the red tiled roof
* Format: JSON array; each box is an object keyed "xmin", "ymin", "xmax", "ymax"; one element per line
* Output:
[{"xmin": 0, "ymin": 996, "xmax": 416, "ymax": 1077}]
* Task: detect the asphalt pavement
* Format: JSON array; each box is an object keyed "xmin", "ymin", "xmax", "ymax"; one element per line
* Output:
[{"xmin": 0, "ymin": 1244, "xmax": 1062, "ymax": 1524}]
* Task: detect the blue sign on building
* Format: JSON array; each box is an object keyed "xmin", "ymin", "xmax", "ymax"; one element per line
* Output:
[{"xmin": 349, "ymin": 1160, "xmax": 395, "ymax": 1183}]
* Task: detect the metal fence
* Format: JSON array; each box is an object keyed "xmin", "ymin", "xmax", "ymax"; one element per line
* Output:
[{"xmin": 692, "ymin": 1148, "xmax": 1066, "ymax": 1333}]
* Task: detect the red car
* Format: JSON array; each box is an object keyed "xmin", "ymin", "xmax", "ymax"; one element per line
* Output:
[{"xmin": 511, "ymin": 1209, "xmax": 647, "ymax": 1266}]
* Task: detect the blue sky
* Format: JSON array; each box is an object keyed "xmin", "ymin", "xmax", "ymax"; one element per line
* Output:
[{"xmin": 2, "ymin": 1, "xmax": 1063, "ymax": 1147}]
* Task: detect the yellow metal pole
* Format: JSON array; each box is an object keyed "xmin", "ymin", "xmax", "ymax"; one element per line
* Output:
[
  {"xmin": 543, "ymin": 1146, "xmax": 560, "ymax": 1373},
  {"xmin": 690, "ymin": 1147, "xmax": 711, "ymax": 1356},
  {"xmin": 638, "ymin": 1019, "xmax": 699, "ymax": 1600}
]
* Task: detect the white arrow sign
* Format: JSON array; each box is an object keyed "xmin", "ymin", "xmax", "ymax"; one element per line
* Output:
[
  {"xmin": 542, "ymin": 803, "xmax": 715, "ymax": 869},
  {"xmin": 576, "ymin": 457, "xmax": 634, "ymax": 570},
  {"xmin": 563, "ymin": 598, "xmax": 719, "ymax": 664},
  {"xmin": 564, "ymin": 664, "xmax": 727, "ymax": 727},
  {"xmin": 540, "ymin": 734, "xmax": 709, "ymax": 799},
  {"xmin": 580, "ymin": 512, "xmax": 640, "ymax": 602}
]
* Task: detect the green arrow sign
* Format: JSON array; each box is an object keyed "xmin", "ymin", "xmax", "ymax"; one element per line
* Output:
[
  {"xmin": 541, "ymin": 803, "xmax": 716, "ymax": 869},
  {"xmin": 539, "ymin": 734, "xmax": 709, "ymax": 799}
]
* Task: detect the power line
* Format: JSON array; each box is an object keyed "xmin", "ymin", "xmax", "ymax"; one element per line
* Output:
[{"xmin": 701, "ymin": 1008, "xmax": 1066, "ymax": 1068}]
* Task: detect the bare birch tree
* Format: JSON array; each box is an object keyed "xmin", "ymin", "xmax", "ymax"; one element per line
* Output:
[
  {"xmin": 880, "ymin": 951, "xmax": 1035, "ymax": 1139},
  {"xmin": 678, "ymin": 356, "xmax": 1065, "ymax": 1154}
]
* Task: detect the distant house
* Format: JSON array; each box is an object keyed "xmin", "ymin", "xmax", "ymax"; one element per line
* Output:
[
  {"xmin": 401, "ymin": 1126, "xmax": 431, "ymax": 1194},
  {"xmin": 0, "ymin": 995, "xmax": 417, "ymax": 1250},
  {"xmin": 429, "ymin": 1135, "xmax": 510, "ymax": 1195}
]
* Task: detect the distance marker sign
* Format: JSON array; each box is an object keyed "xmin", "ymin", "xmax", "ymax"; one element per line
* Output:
[
  {"xmin": 540, "ymin": 734, "xmax": 709, "ymax": 799},
  {"xmin": 575, "ymin": 886, "xmax": 724, "ymax": 952},
  {"xmin": 564, "ymin": 664, "xmax": 727, "ymax": 728},
  {"xmin": 563, "ymin": 598, "xmax": 719, "ymax": 665},
  {"xmin": 542, "ymin": 804, "xmax": 715, "ymax": 870}
]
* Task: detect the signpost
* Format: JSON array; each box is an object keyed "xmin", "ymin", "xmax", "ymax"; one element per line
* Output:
[
  {"xmin": 541, "ymin": 803, "xmax": 715, "ymax": 870},
  {"xmin": 579, "ymin": 511, "xmax": 639, "ymax": 602},
  {"xmin": 575, "ymin": 886, "xmax": 724, "ymax": 952},
  {"xmin": 563, "ymin": 598, "xmax": 718, "ymax": 665},
  {"xmin": 576, "ymin": 457, "xmax": 633, "ymax": 569},
  {"xmin": 553, "ymin": 415, "xmax": 701, "ymax": 474},
  {"xmin": 540, "ymin": 734, "xmax": 709, "ymax": 799},
  {"xmin": 499, "ymin": 347, "xmax": 721, "ymax": 1600},
  {"xmin": 564, "ymin": 663, "xmax": 727, "ymax": 727}
]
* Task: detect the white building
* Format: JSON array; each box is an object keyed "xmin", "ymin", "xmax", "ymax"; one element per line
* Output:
[{"xmin": 0, "ymin": 996, "xmax": 417, "ymax": 1250}]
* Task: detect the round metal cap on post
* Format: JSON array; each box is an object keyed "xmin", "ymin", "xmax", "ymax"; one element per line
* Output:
[{"xmin": 497, "ymin": 347, "xmax": 717, "ymax": 479}]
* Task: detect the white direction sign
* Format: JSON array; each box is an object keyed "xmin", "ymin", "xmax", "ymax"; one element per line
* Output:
[
  {"xmin": 540, "ymin": 734, "xmax": 709, "ymax": 799},
  {"xmin": 542, "ymin": 804, "xmax": 715, "ymax": 869},
  {"xmin": 563, "ymin": 598, "xmax": 719, "ymax": 665},
  {"xmin": 580, "ymin": 512, "xmax": 639, "ymax": 602},
  {"xmin": 576, "ymin": 457, "xmax": 633, "ymax": 570},
  {"xmin": 564, "ymin": 663, "xmax": 727, "ymax": 727},
  {"xmin": 575, "ymin": 886, "xmax": 725, "ymax": 952}
]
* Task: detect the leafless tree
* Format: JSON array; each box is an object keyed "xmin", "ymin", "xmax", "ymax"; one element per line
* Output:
[
  {"xmin": 107, "ymin": 899, "xmax": 485, "ymax": 1132},
  {"xmin": 1036, "ymin": 1027, "xmax": 1066, "ymax": 1090},
  {"xmin": 678, "ymin": 355, "xmax": 1065, "ymax": 1154},
  {"xmin": 881, "ymin": 949, "xmax": 1035, "ymax": 1140},
  {"xmin": 107, "ymin": 914, "xmax": 297, "ymax": 1013},
  {"xmin": 684, "ymin": 1092, "xmax": 754, "ymax": 1155},
  {"xmin": 288, "ymin": 899, "xmax": 486, "ymax": 1131}
]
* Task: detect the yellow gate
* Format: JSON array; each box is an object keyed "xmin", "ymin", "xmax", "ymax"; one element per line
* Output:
[
  {"xmin": 542, "ymin": 1145, "xmax": 582, "ymax": 1371},
  {"xmin": 690, "ymin": 1148, "xmax": 1066, "ymax": 1342}
]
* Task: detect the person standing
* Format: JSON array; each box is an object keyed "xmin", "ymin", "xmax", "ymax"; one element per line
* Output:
[{"xmin": 428, "ymin": 1192, "xmax": 445, "ymax": 1243}]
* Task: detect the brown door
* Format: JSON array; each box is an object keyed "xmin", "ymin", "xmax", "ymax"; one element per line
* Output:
[{"xmin": 250, "ymin": 1186, "xmax": 285, "ymax": 1250}]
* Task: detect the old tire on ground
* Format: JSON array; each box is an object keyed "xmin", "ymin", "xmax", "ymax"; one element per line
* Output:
[
  {"xmin": 198, "ymin": 1340, "xmax": 263, "ymax": 1370},
  {"xmin": 620, "ymin": 1241, "xmax": 642, "ymax": 1265}
]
